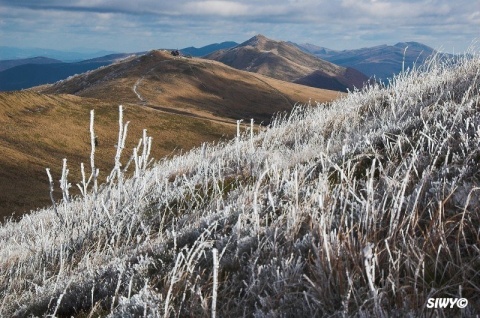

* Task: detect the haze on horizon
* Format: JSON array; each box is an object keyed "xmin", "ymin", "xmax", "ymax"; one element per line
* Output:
[{"xmin": 0, "ymin": 0, "xmax": 478, "ymax": 54}]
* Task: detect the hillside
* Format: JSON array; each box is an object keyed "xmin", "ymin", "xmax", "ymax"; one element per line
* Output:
[
  {"xmin": 0, "ymin": 50, "xmax": 341, "ymax": 219},
  {"xmin": 207, "ymin": 34, "xmax": 369, "ymax": 91},
  {"xmin": 295, "ymin": 41, "xmax": 452, "ymax": 81},
  {"xmin": 0, "ymin": 91, "xmax": 237, "ymax": 220},
  {"xmin": 40, "ymin": 49, "xmax": 342, "ymax": 123},
  {"xmin": 0, "ymin": 51, "xmax": 478, "ymax": 316}
]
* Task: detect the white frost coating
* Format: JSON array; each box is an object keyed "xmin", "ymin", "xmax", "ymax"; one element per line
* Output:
[{"xmin": 1, "ymin": 50, "xmax": 480, "ymax": 317}]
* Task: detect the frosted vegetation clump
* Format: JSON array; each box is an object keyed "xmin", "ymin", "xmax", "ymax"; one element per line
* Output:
[{"xmin": 1, "ymin": 51, "xmax": 479, "ymax": 317}]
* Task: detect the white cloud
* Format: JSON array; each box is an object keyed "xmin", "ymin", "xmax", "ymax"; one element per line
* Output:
[
  {"xmin": 183, "ymin": 1, "xmax": 249, "ymax": 16},
  {"xmin": 339, "ymin": 0, "xmax": 454, "ymax": 20},
  {"xmin": 0, "ymin": 0, "xmax": 477, "ymax": 52},
  {"xmin": 468, "ymin": 11, "xmax": 480, "ymax": 23}
]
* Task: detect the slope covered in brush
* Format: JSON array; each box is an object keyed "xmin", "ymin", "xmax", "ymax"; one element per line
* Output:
[{"xmin": 0, "ymin": 53, "xmax": 479, "ymax": 316}]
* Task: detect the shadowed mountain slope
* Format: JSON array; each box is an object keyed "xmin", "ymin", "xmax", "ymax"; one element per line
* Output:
[{"xmin": 206, "ymin": 34, "xmax": 369, "ymax": 91}]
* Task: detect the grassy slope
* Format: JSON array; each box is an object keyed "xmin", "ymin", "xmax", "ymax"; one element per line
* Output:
[
  {"xmin": 0, "ymin": 91, "xmax": 236, "ymax": 220},
  {"xmin": 1, "ymin": 53, "xmax": 479, "ymax": 316},
  {"xmin": 41, "ymin": 50, "xmax": 342, "ymax": 124},
  {"xmin": 1, "ymin": 51, "xmax": 342, "ymax": 219}
]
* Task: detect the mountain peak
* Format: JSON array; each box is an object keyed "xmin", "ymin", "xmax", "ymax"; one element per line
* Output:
[
  {"xmin": 207, "ymin": 35, "xmax": 369, "ymax": 92},
  {"xmin": 252, "ymin": 34, "xmax": 267, "ymax": 41},
  {"xmin": 240, "ymin": 34, "xmax": 277, "ymax": 49},
  {"xmin": 393, "ymin": 41, "xmax": 434, "ymax": 52}
]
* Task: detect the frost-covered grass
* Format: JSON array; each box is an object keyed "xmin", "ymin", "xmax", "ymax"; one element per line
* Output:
[{"xmin": 1, "ymin": 52, "xmax": 479, "ymax": 317}]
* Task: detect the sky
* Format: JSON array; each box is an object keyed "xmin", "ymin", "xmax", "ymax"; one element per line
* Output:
[{"xmin": 0, "ymin": 0, "xmax": 479, "ymax": 54}]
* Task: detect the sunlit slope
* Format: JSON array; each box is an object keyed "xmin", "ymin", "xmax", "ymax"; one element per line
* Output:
[
  {"xmin": 41, "ymin": 50, "xmax": 342, "ymax": 123},
  {"xmin": 1, "ymin": 50, "xmax": 343, "ymax": 219},
  {"xmin": 0, "ymin": 91, "xmax": 236, "ymax": 219}
]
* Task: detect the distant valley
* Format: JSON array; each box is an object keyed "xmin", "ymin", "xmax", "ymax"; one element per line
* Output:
[
  {"xmin": 0, "ymin": 46, "xmax": 118, "ymax": 62},
  {"xmin": 0, "ymin": 57, "xmax": 62, "ymax": 72}
]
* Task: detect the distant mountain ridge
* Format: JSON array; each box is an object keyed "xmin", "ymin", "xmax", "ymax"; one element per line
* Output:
[
  {"xmin": 294, "ymin": 41, "xmax": 451, "ymax": 81},
  {"xmin": 0, "ymin": 53, "xmax": 140, "ymax": 91},
  {"xmin": 0, "ymin": 57, "xmax": 62, "ymax": 72},
  {"xmin": 3, "ymin": 39, "xmax": 447, "ymax": 92},
  {"xmin": 180, "ymin": 41, "xmax": 238, "ymax": 57},
  {"xmin": 4, "ymin": 35, "xmax": 372, "ymax": 93},
  {"xmin": 207, "ymin": 34, "xmax": 369, "ymax": 92},
  {"xmin": 0, "ymin": 46, "xmax": 118, "ymax": 61}
]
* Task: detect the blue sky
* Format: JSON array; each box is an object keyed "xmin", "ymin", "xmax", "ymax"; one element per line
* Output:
[{"xmin": 1, "ymin": 0, "xmax": 478, "ymax": 53}]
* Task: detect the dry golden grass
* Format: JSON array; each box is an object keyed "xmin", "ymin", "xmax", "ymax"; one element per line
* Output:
[
  {"xmin": 249, "ymin": 73, "xmax": 344, "ymax": 103},
  {"xmin": 0, "ymin": 91, "xmax": 236, "ymax": 220},
  {"xmin": 1, "ymin": 50, "xmax": 343, "ymax": 220},
  {"xmin": 42, "ymin": 50, "xmax": 342, "ymax": 123}
]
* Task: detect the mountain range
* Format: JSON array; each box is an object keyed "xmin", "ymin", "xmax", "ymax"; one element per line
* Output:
[
  {"xmin": 294, "ymin": 41, "xmax": 450, "ymax": 81},
  {"xmin": 180, "ymin": 41, "xmax": 238, "ymax": 57},
  {"xmin": 0, "ymin": 53, "xmax": 139, "ymax": 91},
  {"xmin": 1, "ymin": 38, "xmax": 445, "ymax": 92},
  {"xmin": 0, "ymin": 46, "xmax": 118, "ymax": 61},
  {"xmin": 206, "ymin": 35, "xmax": 368, "ymax": 92}
]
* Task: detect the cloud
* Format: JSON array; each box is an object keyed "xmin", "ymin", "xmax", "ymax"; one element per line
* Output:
[
  {"xmin": 0, "ymin": 0, "xmax": 470, "ymax": 22},
  {"xmin": 183, "ymin": 1, "xmax": 249, "ymax": 16},
  {"xmin": 0, "ymin": 0, "xmax": 477, "ymax": 52}
]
